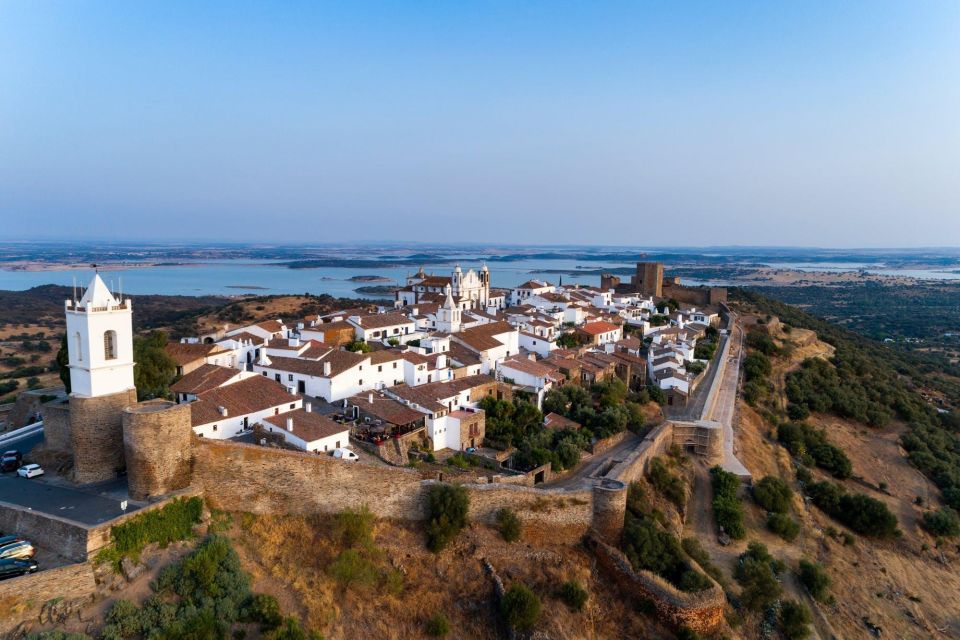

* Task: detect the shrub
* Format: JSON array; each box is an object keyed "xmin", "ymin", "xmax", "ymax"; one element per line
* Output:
[
  {"xmin": 333, "ymin": 505, "xmax": 375, "ymax": 549},
  {"xmin": 425, "ymin": 613, "xmax": 451, "ymax": 637},
  {"xmin": 425, "ymin": 484, "xmax": 469, "ymax": 552},
  {"xmin": 496, "ymin": 508, "xmax": 522, "ymax": 543},
  {"xmin": 558, "ymin": 580, "xmax": 589, "ymax": 611},
  {"xmin": 245, "ymin": 593, "xmax": 282, "ymax": 630},
  {"xmin": 103, "ymin": 599, "xmax": 142, "ymax": 637},
  {"xmin": 262, "ymin": 617, "xmax": 320, "ymax": 640},
  {"xmin": 622, "ymin": 515, "xmax": 711, "ymax": 593},
  {"xmin": 921, "ymin": 508, "xmax": 960, "ymax": 537},
  {"xmin": 97, "ymin": 497, "xmax": 204, "ymax": 569},
  {"xmin": 681, "ymin": 537, "xmax": 725, "ymax": 587},
  {"xmin": 777, "ymin": 422, "xmax": 852, "ymax": 478},
  {"xmin": 767, "ymin": 513, "xmax": 800, "ymax": 541},
  {"xmin": 710, "ymin": 466, "xmax": 745, "ymax": 539},
  {"xmin": 647, "ymin": 457, "xmax": 686, "ymax": 508},
  {"xmin": 753, "ymin": 476, "xmax": 793, "ymax": 513},
  {"xmin": 500, "ymin": 584, "xmax": 541, "ymax": 632},
  {"xmin": 798, "ymin": 559, "xmax": 831, "ymax": 602},
  {"xmin": 734, "ymin": 542, "xmax": 784, "ymax": 611},
  {"xmin": 779, "ymin": 600, "xmax": 812, "ymax": 640},
  {"xmin": 809, "ymin": 481, "xmax": 899, "ymax": 535},
  {"xmin": 328, "ymin": 549, "xmax": 379, "ymax": 590}
]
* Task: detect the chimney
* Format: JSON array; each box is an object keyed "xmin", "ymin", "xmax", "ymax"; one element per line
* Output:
[
  {"xmin": 218, "ymin": 406, "xmax": 228, "ymax": 417},
  {"xmin": 286, "ymin": 417, "xmax": 294, "ymax": 432},
  {"xmin": 290, "ymin": 337, "xmax": 301, "ymax": 348},
  {"xmin": 436, "ymin": 354, "xmax": 447, "ymax": 369},
  {"xmin": 323, "ymin": 361, "xmax": 332, "ymax": 376},
  {"xmin": 287, "ymin": 386, "xmax": 296, "ymax": 395},
  {"xmin": 305, "ymin": 402, "xmax": 312, "ymax": 413},
  {"xmin": 368, "ymin": 393, "xmax": 373, "ymax": 404}
]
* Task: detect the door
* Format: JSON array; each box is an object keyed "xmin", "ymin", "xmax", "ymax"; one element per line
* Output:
[{"xmin": 298, "ymin": 380, "xmax": 306, "ymax": 393}]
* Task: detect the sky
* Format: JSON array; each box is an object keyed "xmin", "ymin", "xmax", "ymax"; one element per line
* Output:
[{"xmin": 1, "ymin": 1, "xmax": 958, "ymax": 247}]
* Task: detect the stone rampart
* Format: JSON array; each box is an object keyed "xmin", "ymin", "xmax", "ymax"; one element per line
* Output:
[
  {"xmin": 123, "ymin": 400, "xmax": 194, "ymax": 500},
  {"xmin": 0, "ymin": 501, "xmax": 92, "ymax": 563},
  {"xmin": 587, "ymin": 536, "xmax": 725, "ymax": 634},
  {"xmin": 605, "ymin": 421, "xmax": 674, "ymax": 485},
  {"xmin": 39, "ymin": 398, "xmax": 72, "ymax": 453},
  {"xmin": 0, "ymin": 562, "xmax": 97, "ymax": 635},
  {"xmin": 70, "ymin": 388, "xmax": 139, "ymax": 484}
]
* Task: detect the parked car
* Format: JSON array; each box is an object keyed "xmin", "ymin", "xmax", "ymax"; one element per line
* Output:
[
  {"xmin": 0, "ymin": 558, "xmax": 39, "ymax": 580},
  {"xmin": 331, "ymin": 448, "xmax": 359, "ymax": 461},
  {"xmin": 0, "ymin": 451, "xmax": 21, "ymax": 472},
  {"xmin": 0, "ymin": 535, "xmax": 22, "ymax": 546},
  {"xmin": 0, "ymin": 540, "xmax": 35, "ymax": 560},
  {"xmin": 16, "ymin": 463, "xmax": 44, "ymax": 479},
  {"xmin": 465, "ymin": 447, "xmax": 477, "ymax": 454}
]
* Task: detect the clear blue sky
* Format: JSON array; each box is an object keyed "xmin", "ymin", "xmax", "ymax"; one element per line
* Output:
[{"xmin": 1, "ymin": 1, "xmax": 957, "ymax": 247}]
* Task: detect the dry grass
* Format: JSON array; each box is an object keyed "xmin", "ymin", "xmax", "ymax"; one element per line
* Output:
[{"xmin": 225, "ymin": 512, "xmax": 676, "ymax": 640}]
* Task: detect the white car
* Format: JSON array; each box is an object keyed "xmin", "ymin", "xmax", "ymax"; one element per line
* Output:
[
  {"xmin": 16, "ymin": 464, "xmax": 44, "ymax": 479},
  {"xmin": 332, "ymin": 448, "xmax": 359, "ymax": 461}
]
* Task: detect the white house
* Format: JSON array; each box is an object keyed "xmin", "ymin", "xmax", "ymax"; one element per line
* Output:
[
  {"xmin": 518, "ymin": 331, "xmax": 557, "ymax": 357},
  {"xmin": 510, "ymin": 280, "xmax": 554, "ymax": 306},
  {"xmin": 190, "ymin": 375, "xmax": 303, "ymax": 439},
  {"xmin": 450, "ymin": 321, "xmax": 519, "ymax": 374},
  {"xmin": 261, "ymin": 406, "xmax": 350, "ymax": 454},
  {"xmin": 387, "ymin": 374, "xmax": 496, "ymax": 451},
  {"xmin": 254, "ymin": 350, "xmax": 405, "ymax": 403},
  {"xmin": 348, "ymin": 312, "xmax": 416, "ymax": 343}
]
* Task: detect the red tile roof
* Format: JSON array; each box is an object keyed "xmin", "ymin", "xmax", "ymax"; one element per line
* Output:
[
  {"xmin": 263, "ymin": 409, "xmax": 348, "ymax": 443},
  {"xmin": 190, "ymin": 376, "xmax": 298, "ymax": 427},
  {"xmin": 171, "ymin": 364, "xmax": 239, "ymax": 395},
  {"xmin": 579, "ymin": 321, "xmax": 620, "ymax": 336}
]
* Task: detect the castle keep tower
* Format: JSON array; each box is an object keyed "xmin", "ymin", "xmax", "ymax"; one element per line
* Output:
[
  {"xmin": 63, "ymin": 274, "xmax": 138, "ymax": 483},
  {"xmin": 123, "ymin": 400, "xmax": 193, "ymax": 500}
]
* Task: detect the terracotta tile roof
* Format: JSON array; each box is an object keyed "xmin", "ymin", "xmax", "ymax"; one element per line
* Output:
[
  {"xmin": 171, "ymin": 364, "xmax": 240, "ymax": 395},
  {"xmin": 544, "ymin": 412, "xmax": 581, "ymax": 431},
  {"xmin": 348, "ymin": 393, "xmax": 425, "ymax": 426},
  {"xmin": 369, "ymin": 350, "xmax": 404, "ymax": 365},
  {"xmin": 448, "ymin": 342, "xmax": 481, "ymax": 366},
  {"xmin": 191, "ymin": 376, "xmax": 298, "ymax": 427},
  {"xmin": 500, "ymin": 356, "xmax": 556, "ymax": 379},
  {"xmin": 263, "ymin": 409, "xmax": 347, "ymax": 443},
  {"xmin": 579, "ymin": 321, "xmax": 620, "ymax": 336},
  {"xmin": 219, "ymin": 331, "xmax": 266, "ymax": 346},
  {"xmin": 453, "ymin": 321, "xmax": 515, "ymax": 352},
  {"xmin": 257, "ymin": 320, "xmax": 285, "ymax": 333},
  {"xmin": 516, "ymin": 280, "xmax": 551, "ymax": 289},
  {"xmin": 164, "ymin": 342, "xmax": 227, "ymax": 366},
  {"xmin": 417, "ymin": 275, "xmax": 453, "ymax": 287},
  {"xmin": 265, "ymin": 350, "xmax": 366, "ymax": 378},
  {"xmin": 349, "ymin": 312, "xmax": 414, "ymax": 329},
  {"xmin": 389, "ymin": 374, "xmax": 495, "ymax": 412}
]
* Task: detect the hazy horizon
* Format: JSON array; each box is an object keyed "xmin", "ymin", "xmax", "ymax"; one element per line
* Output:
[{"xmin": 2, "ymin": 1, "xmax": 958, "ymax": 247}]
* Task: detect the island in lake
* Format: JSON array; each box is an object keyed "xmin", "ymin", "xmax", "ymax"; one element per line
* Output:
[
  {"xmin": 348, "ymin": 275, "xmax": 393, "ymax": 282},
  {"xmin": 353, "ymin": 285, "xmax": 398, "ymax": 296}
]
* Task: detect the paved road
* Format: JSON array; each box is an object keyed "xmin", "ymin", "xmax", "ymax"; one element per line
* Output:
[
  {"xmin": 706, "ymin": 319, "xmax": 750, "ymax": 476},
  {"xmin": 0, "ymin": 474, "xmax": 139, "ymax": 526},
  {"xmin": 544, "ymin": 431, "xmax": 643, "ymax": 490},
  {"xmin": 663, "ymin": 332, "xmax": 730, "ymax": 422}
]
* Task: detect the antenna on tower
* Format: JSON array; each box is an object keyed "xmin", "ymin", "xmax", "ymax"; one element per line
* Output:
[
  {"xmin": 119, "ymin": 276, "xmax": 123, "ymax": 302},
  {"xmin": 72, "ymin": 276, "xmax": 77, "ymax": 304}
]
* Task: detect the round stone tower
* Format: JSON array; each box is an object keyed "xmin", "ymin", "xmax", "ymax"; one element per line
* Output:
[
  {"xmin": 591, "ymin": 478, "xmax": 628, "ymax": 545},
  {"xmin": 122, "ymin": 400, "xmax": 194, "ymax": 501}
]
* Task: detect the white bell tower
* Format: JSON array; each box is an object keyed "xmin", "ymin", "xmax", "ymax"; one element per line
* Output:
[
  {"xmin": 436, "ymin": 284, "xmax": 462, "ymax": 334},
  {"xmin": 65, "ymin": 273, "xmax": 136, "ymax": 398}
]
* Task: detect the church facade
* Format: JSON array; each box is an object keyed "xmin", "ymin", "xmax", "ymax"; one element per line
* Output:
[{"xmin": 397, "ymin": 264, "xmax": 491, "ymax": 310}]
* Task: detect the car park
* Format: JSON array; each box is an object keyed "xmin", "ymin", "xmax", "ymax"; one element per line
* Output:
[
  {"xmin": 16, "ymin": 463, "xmax": 44, "ymax": 479},
  {"xmin": 0, "ymin": 451, "xmax": 21, "ymax": 473},
  {"xmin": 0, "ymin": 540, "xmax": 35, "ymax": 560},
  {"xmin": 331, "ymin": 448, "xmax": 359, "ymax": 461},
  {"xmin": 0, "ymin": 558, "xmax": 39, "ymax": 580}
]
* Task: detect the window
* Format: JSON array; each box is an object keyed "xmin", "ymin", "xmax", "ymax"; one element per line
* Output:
[
  {"xmin": 74, "ymin": 332, "xmax": 82, "ymax": 362},
  {"xmin": 358, "ymin": 379, "xmax": 363, "ymax": 385},
  {"xmin": 288, "ymin": 374, "xmax": 293, "ymax": 381},
  {"xmin": 289, "ymin": 403, "xmax": 295, "ymax": 410},
  {"xmin": 103, "ymin": 330, "xmax": 117, "ymax": 360},
  {"xmin": 275, "ymin": 408, "xmax": 279, "ymax": 415},
  {"xmin": 262, "ymin": 371, "xmax": 267, "ymax": 376},
  {"xmin": 393, "ymin": 362, "xmax": 397, "ymax": 369},
  {"xmin": 213, "ymin": 425, "xmax": 218, "ymax": 432},
  {"xmin": 378, "ymin": 365, "xmax": 382, "ymax": 372}
]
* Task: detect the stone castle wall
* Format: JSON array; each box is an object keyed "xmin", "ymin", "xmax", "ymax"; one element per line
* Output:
[
  {"xmin": 193, "ymin": 440, "xmax": 592, "ymax": 544},
  {"xmin": 0, "ymin": 562, "xmax": 98, "ymax": 635},
  {"xmin": 39, "ymin": 398, "xmax": 72, "ymax": 453},
  {"xmin": 70, "ymin": 388, "xmax": 139, "ymax": 484},
  {"xmin": 588, "ymin": 536, "xmax": 725, "ymax": 634},
  {"xmin": 123, "ymin": 400, "xmax": 194, "ymax": 501},
  {"xmin": 0, "ymin": 500, "xmax": 92, "ymax": 563}
]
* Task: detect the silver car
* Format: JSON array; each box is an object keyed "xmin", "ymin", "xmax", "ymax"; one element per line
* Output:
[{"xmin": 0, "ymin": 540, "xmax": 35, "ymax": 560}]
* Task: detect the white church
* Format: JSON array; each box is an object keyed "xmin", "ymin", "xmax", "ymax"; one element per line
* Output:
[{"xmin": 396, "ymin": 264, "xmax": 496, "ymax": 311}]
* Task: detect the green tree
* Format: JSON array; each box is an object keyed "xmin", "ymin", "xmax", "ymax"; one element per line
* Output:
[
  {"xmin": 133, "ymin": 331, "xmax": 178, "ymax": 400},
  {"xmin": 798, "ymin": 559, "xmax": 831, "ymax": 602},
  {"xmin": 779, "ymin": 600, "xmax": 812, "ymax": 640},
  {"xmin": 753, "ymin": 476, "xmax": 793, "ymax": 513},
  {"xmin": 500, "ymin": 584, "xmax": 541, "ymax": 632},
  {"xmin": 426, "ymin": 484, "xmax": 469, "ymax": 552},
  {"xmin": 57, "ymin": 334, "xmax": 71, "ymax": 393},
  {"xmin": 496, "ymin": 507, "xmax": 522, "ymax": 543}
]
